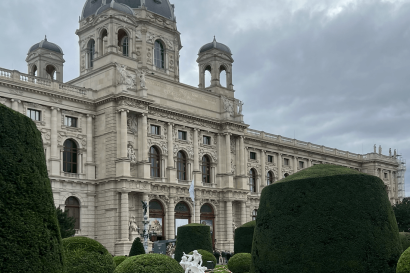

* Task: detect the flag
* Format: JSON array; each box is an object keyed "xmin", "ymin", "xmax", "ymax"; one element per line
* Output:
[{"xmin": 189, "ymin": 178, "xmax": 195, "ymax": 202}]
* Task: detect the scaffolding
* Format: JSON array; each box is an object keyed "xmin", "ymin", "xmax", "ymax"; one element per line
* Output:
[{"xmin": 396, "ymin": 155, "xmax": 406, "ymax": 201}]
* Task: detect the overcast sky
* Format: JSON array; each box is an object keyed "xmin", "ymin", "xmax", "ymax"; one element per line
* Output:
[{"xmin": 1, "ymin": 0, "xmax": 409, "ymax": 197}]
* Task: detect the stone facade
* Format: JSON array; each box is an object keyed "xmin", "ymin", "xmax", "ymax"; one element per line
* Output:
[{"xmin": 0, "ymin": 0, "xmax": 403, "ymax": 255}]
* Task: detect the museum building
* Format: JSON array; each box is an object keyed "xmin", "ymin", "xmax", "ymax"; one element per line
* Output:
[{"xmin": 0, "ymin": 0, "xmax": 405, "ymax": 255}]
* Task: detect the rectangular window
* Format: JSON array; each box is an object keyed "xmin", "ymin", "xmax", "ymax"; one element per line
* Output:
[
  {"xmin": 284, "ymin": 158, "xmax": 289, "ymax": 166},
  {"xmin": 203, "ymin": 136, "xmax": 211, "ymax": 145},
  {"xmin": 384, "ymin": 173, "xmax": 388, "ymax": 179},
  {"xmin": 64, "ymin": 116, "xmax": 78, "ymax": 127},
  {"xmin": 268, "ymin": 155, "xmax": 273, "ymax": 163},
  {"xmin": 27, "ymin": 109, "xmax": 41, "ymax": 121},
  {"xmin": 150, "ymin": 125, "xmax": 160, "ymax": 135},
  {"xmin": 250, "ymin": 152, "xmax": 256, "ymax": 160},
  {"xmin": 178, "ymin": 130, "xmax": 187, "ymax": 140},
  {"xmin": 299, "ymin": 161, "xmax": 304, "ymax": 169}
]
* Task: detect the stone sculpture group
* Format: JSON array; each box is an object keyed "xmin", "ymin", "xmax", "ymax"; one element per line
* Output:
[{"xmin": 180, "ymin": 250, "xmax": 207, "ymax": 273}]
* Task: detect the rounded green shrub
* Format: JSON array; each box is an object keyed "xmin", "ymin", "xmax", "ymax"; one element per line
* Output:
[
  {"xmin": 63, "ymin": 236, "xmax": 116, "ymax": 273},
  {"xmin": 228, "ymin": 253, "xmax": 252, "ymax": 273},
  {"xmin": 114, "ymin": 253, "xmax": 183, "ymax": 273},
  {"xmin": 397, "ymin": 246, "xmax": 410, "ymax": 273},
  {"xmin": 0, "ymin": 104, "xmax": 64, "ymax": 272},
  {"xmin": 174, "ymin": 223, "xmax": 212, "ymax": 262},
  {"xmin": 113, "ymin": 256, "xmax": 128, "ymax": 267},
  {"xmin": 400, "ymin": 232, "xmax": 410, "ymax": 253},
  {"xmin": 251, "ymin": 165, "xmax": 402, "ymax": 273},
  {"xmin": 188, "ymin": 249, "xmax": 217, "ymax": 268},
  {"xmin": 129, "ymin": 237, "xmax": 145, "ymax": 256},
  {"xmin": 234, "ymin": 220, "xmax": 256, "ymax": 254}
]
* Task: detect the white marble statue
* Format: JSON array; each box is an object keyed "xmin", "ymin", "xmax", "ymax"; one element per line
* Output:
[
  {"xmin": 129, "ymin": 216, "xmax": 139, "ymax": 232},
  {"xmin": 180, "ymin": 250, "xmax": 208, "ymax": 273}
]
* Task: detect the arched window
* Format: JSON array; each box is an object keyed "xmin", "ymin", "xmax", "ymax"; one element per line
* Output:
[
  {"xmin": 177, "ymin": 151, "xmax": 187, "ymax": 180},
  {"xmin": 65, "ymin": 197, "xmax": 80, "ymax": 230},
  {"xmin": 32, "ymin": 65, "xmax": 37, "ymax": 77},
  {"xmin": 200, "ymin": 203, "xmax": 215, "ymax": 249},
  {"xmin": 46, "ymin": 65, "xmax": 56, "ymax": 80},
  {"xmin": 63, "ymin": 139, "xmax": 77, "ymax": 173},
  {"xmin": 202, "ymin": 155, "xmax": 211, "ymax": 183},
  {"xmin": 252, "ymin": 209, "xmax": 258, "ymax": 221},
  {"xmin": 154, "ymin": 40, "xmax": 164, "ymax": 69},
  {"xmin": 149, "ymin": 199, "xmax": 164, "ymax": 241},
  {"xmin": 249, "ymin": 169, "xmax": 256, "ymax": 192},
  {"xmin": 149, "ymin": 146, "xmax": 160, "ymax": 177},
  {"xmin": 88, "ymin": 39, "xmax": 95, "ymax": 68},
  {"xmin": 118, "ymin": 29, "xmax": 129, "ymax": 57},
  {"xmin": 204, "ymin": 65, "xmax": 211, "ymax": 87},
  {"xmin": 219, "ymin": 65, "xmax": 227, "ymax": 87},
  {"xmin": 100, "ymin": 29, "xmax": 108, "ymax": 55},
  {"xmin": 267, "ymin": 171, "xmax": 274, "ymax": 186}
]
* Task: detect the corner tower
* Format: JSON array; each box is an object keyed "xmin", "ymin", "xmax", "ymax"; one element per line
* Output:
[
  {"xmin": 26, "ymin": 36, "xmax": 65, "ymax": 82},
  {"xmin": 76, "ymin": 0, "xmax": 181, "ymax": 82},
  {"xmin": 197, "ymin": 37, "xmax": 234, "ymax": 95}
]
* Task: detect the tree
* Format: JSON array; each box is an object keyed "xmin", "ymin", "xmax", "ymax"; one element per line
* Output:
[
  {"xmin": 56, "ymin": 207, "xmax": 76, "ymax": 238},
  {"xmin": 129, "ymin": 237, "xmax": 145, "ymax": 257},
  {"xmin": 393, "ymin": 198, "xmax": 410, "ymax": 232}
]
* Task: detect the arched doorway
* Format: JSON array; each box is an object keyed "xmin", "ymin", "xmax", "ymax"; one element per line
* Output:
[
  {"xmin": 200, "ymin": 203, "xmax": 215, "ymax": 249},
  {"xmin": 175, "ymin": 201, "xmax": 191, "ymax": 237},
  {"xmin": 149, "ymin": 199, "xmax": 164, "ymax": 241},
  {"xmin": 65, "ymin": 196, "xmax": 80, "ymax": 230}
]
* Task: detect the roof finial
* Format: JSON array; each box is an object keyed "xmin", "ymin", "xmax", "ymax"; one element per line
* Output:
[
  {"xmin": 45, "ymin": 35, "xmax": 47, "ymax": 41},
  {"xmin": 213, "ymin": 36, "xmax": 216, "ymax": 47}
]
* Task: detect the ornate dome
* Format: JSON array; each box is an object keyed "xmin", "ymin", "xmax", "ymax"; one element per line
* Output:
[
  {"xmin": 81, "ymin": 0, "xmax": 175, "ymax": 20},
  {"xmin": 198, "ymin": 37, "xmax": 231, "ymax": 55},
  {"xmin": 28, "ymin": 36, "xmax": 63, "ymax": 54},
  {"xmin": 95, "ymin": 1, "xmax": 134, "ymax": 16}
]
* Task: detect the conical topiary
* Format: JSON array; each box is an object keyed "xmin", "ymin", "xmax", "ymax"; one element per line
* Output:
[
  {"xmin": 0, "ymin": 104, "xmax": 64, "ymax": 272},
  {"xmin": 174, "ymin": 223, "xmax": 213, "ymax": 262},
  {"xmin": 129, "ymin": 237, "xmax": 145, "ymax": 256},
  {"xmin": 250, "ymin": 165, "xmax": 402, "ymax": 273}
]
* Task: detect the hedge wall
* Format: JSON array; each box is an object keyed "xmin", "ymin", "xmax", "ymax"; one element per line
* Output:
[
  {"xmin": 174, "ymin": 223, "xmax": 213, "ymax": 262},
  {"xmin": 234, "ymin": 220, "xmax": 256, "ymax": 254},
  {"xmin": 129, "ymin": 237, "xmax": 145, "ymax": 257},
  {"xmin": 0, "ymin": 104, "xmax": 64, "ymax": 272},
  {"xmin": 63, "ymin": 236, "xmax": 115, "ymax": 273},
  {"xmin": 114, "ymin": 253, "xmax": 183, "ymax": 273},
  {"xmin": 400, "ymin": 232, "xmax": 410, "ymax": 253},
  {"xmin": 250, "ymin": 164, "xmax": 402, "ymax": 273},
  {"xmin": 228, "ymin": 253, "xmax": 252, "ymax": 273}
]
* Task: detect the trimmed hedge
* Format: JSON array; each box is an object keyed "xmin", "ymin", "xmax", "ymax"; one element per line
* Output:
[
  {"xmin": 114, "ymin": 253, "xmax": 183, "ymax": 273},
  {"xmin": 250, "ymin": 165, "xmax": 402, "ymax": 273},
  {"xmin": 0, "ymin": 104, "xmax": 64, "ymax": 272},
  {"xmin": 400, "ymin": 232, "xmax": 410, "ymax": 253},
  {"xmin": 63, "ymin": 236, "xmax": 115, "ymax": 273},
  {"xmin": 174, "ymin": 223, "xmax": 213, "ymax": 262},
  {"xmin": 129, "ymin": 237, "xmax": 145, "ymax": 256},
  {"xmin": 234, "ymin": 220, "xmax": 256, "ymax": 254},
  {"xmin": 113, "ymin": 256, "xmax": 128, "ymax": 267},
  {"xmin": 397, "ymin": 246, "xmax": 410, "ymax": 273},
  {"xmin": 188, "ymin": 249, "xmax": 217, "ymax": 268},
  {"xmin": 228, "ymin": 253, "xmax": 252, "ymax": 273}
]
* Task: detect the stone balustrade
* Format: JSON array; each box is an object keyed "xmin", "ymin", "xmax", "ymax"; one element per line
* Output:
[{"xmin": 244, "ymin": 129, "xmax": 397, "ymax": 163}]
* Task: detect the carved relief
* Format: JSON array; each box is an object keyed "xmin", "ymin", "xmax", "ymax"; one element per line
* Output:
[
  {"xmin": 114, "ymin": 15, "xmax": 134, "ymax": 24},
  {"xmin": 58, "ymin": 131, "xmax": 87, "ymax": 147},
  {"xmin": 127, "ymin": 113, "xmax": 138, "ymax": 134},
  {"xmin": 248, "ymin": 163, "xmax": 261, "ymax": 175},
  {"xmin": 230, "ymin": 137, "xmax": 236, "ymax": 155},
  {"xmin": 118, "ymin": 100, "xmax": 147, "ymax": 110},
  {"xmin": 147, "ymin": 49, "xmax": 152, "ymax": 64},
  {"xmin": 199, "ymin": 148, "xmax": 217, "ymax": 163},
  {"xmin": 221, "ymin": 96, "xmax": 234, "ymax": 116},
  {"xmin": 148, "ymin": 139, "xmax": 168, "ymax": 155},
  {"xmin": 0, "ymin": 97, "xmax": 6, "ymax": 105},
  {"xmin": 8, "ymin": 89, "xmax": 23, "ymax": 95},
  {"xmin": 174, "ymin": 144, "xmax": 194, "ymax": 159},
  {"xmin": 115, "ymin": 63, "xmax": 136, "ymax": 89},
  {"xmin": 40, "ymin": 128, "xmax": 51, "ymax": 145}
]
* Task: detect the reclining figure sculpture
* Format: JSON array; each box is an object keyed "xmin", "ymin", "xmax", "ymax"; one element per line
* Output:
[{"xmin": 180, "ymin": 250, "xmax": 208, "ymax": 273}]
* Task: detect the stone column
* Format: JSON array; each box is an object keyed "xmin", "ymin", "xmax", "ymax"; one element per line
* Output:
[
  {"xmin": 225, "ymin": 134, "xmax": 231, "ymax": 174},
  {"xmin": 260, "ymin": 150, "xmax": 266, "ymax": 190},
  {"xmin": 307, "ymin": 159, "xmax": 312, "ymax": 168},
  {"xmin": 217, "ymin": 134, "xmax": 223, "ymax": 174},
  {"xmin": 120, "ymin": 191, "xmax": 130, "ymax": 241},
  {"xmin": 226, "ymin": 201, "xmax": 233, "ymax": 243},
  {"xmin": 120, "ymin": 110, "xmax": 128, "ymax": 158},
  {"xmin": 294, "ymin": 156, "xmax": 298, "ymax": 174},
  {"xmin": 240, "ymin": 201, "xmax": 246, "ymax": 226},
  {"xmin": 195, "ymin": 200, "xmax": 200, "ymax": 224},
  {"xmin": 193, "ymin": 129, "xmax": 199, "ymax": 171},
  {"xmin": 141, "ymin": 29, "xmax": 147, "ymax": 68},
  {"xmin": 168, "ymin": 197, "xmax": 175, "ymax": 239},
  {"xmin": 141, "ymin": 114, "xmax": 148, "ymax": 161},
  {"xmin": 50, "ymin": 107, "xmax": 60, "ymax": 176},
  {"xmin": 278, "ymin": 153, "xmax": 282, "ymax": 180},
  {"xmin": 167, "ymin": 123, "xmax": 174, "ymax": 167},
  {"xmin": 11, "ymin": 99, "xmax": 19, "ymax": 112},
  {"xmin": 86, "ymin": 115, "xmax": 93, "ymax": 162}
]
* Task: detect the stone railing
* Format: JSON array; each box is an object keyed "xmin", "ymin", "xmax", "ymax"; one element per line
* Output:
[
  {"xmin": 244, "ymin": 129, "xmax": 398, "ymax": 163},
  {"xmin": 0, "ymin": 67, "xmax": 93, "ymax": 99}
]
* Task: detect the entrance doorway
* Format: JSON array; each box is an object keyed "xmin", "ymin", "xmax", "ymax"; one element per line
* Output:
[
  {"xmin": 149, "ymin": 199, "xmax": 165, "ymax": 241},
  {"xmin": 200, "ymin": 203, "xmax": 215, "ymax": 249},
  {"xmin": 175, "ymin": 201, "xmax": 191, "ymax": 236}
]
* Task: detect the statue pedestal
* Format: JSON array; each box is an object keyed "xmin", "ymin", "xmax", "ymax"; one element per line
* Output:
[
  {"xmin": 137, "ymin": 87, "xmax": 147, "ymax": 97},
  {"xmin": 129, "ymin": 231, "xmax": 140, "ymax": 242}
]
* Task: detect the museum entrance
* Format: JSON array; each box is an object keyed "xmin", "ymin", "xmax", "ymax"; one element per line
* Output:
[
  {"xmin": 175, "ymin": 201, "xmax": 191, "ymax": 237},
  {"xmin": 149, "ymin": 199, "xmax": 165, "ymax": 241},
  {"xmin": 200, "ymin": 203, "xmax": 215, "ymax": 249}
]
